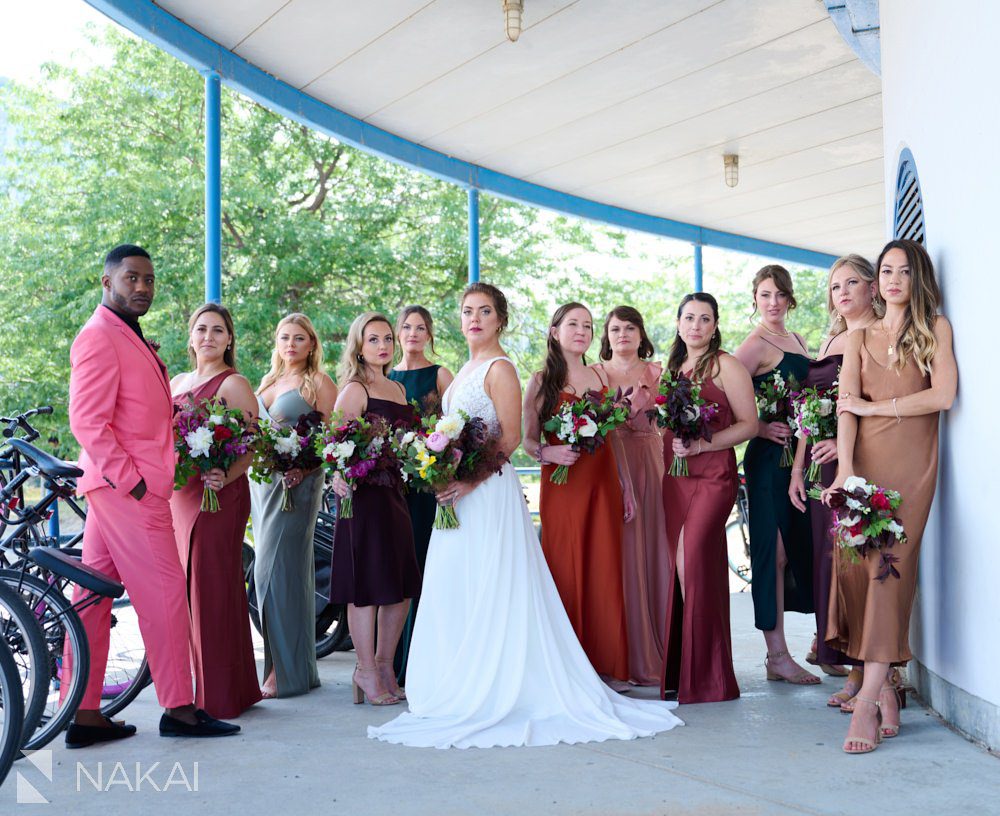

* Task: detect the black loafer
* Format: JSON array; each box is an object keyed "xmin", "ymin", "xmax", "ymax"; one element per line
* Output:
[
  {"xmin": 159, "ymin": 709, "xmax": 241, "ymax": 738},
  {"xmin": 65, "ymin": 718, "xmax": 138, "ymax": 749}
]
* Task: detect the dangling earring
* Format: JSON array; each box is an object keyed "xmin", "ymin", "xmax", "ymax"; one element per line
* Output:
[
  {"xmin": 834, "ymin": 311, "xmax": 841, "ymax": 322},
  {"xmin": 357, "ymin": 353, "xmax": 364, "ymax": 362}
]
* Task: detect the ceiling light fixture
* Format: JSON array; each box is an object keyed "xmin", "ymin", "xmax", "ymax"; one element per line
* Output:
[
  {"xmin": 503, "ymin": 0, "xmax": 524, "ymax": 42},
  {"xmin": 723, "ymin": 154, "xmax": 739, "ymax": 188}
]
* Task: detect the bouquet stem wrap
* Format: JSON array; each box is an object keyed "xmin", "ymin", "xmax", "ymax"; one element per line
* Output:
[
  {"xmin": 434, "ymin": 501, "xmax": 459, "ymax": 529},
  {"xmin": 201, "ymin": 484, "xmax": 221, "ymax": 513}
]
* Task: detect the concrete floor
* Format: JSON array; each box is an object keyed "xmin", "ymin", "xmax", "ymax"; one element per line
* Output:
[{"xmin": 2, "ymin": 592, "xmax": 997, "ymax": 815}]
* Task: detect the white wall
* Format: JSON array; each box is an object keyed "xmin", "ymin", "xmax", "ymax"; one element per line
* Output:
[{"xmin": 881, "ymin": 1, "xmax": 1000, "ymax": 729}]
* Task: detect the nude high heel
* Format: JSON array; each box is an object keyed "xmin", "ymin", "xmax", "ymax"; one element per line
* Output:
[
  {"xmin": 843, "ymin": 696, "xmax": 882, "ymax": 754},
  {"xmin": 352, "ymin": 664, "xmax": 400, "ymax": 706}
]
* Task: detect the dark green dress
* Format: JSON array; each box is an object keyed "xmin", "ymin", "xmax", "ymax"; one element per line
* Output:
[
  {"xmin": 388, "ymin": 364, "xmax": 441, "ymax": 683},
  {"xmin": 744, "ymin": 349, "xmax": 814, "ymax": 631}
]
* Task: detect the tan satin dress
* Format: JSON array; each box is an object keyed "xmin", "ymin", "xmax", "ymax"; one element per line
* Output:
[{"xmin": 826, "ymin": 327, "xmax": 939, "ymax": 664}]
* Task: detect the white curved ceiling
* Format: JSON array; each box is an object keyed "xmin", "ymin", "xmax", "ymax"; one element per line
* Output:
[{"xmin": 155, "ymin": 0, "xmax": 885, "ymax": 257}]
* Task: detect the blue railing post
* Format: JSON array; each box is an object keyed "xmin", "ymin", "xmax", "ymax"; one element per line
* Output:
[
  {"xmin": 468, "ymin": 188, "xmax": 480, "ymax": 284},
  {"xmin": 204, "ymin": 70, "xmax": 222, "ymax": 303},
  {"xmin": 48, "ymin": 500, "xmax": 60, "ymax": 543},
  {"xmin": 693, "ymin": 243, "xmax": 704, "ymax": 292}
]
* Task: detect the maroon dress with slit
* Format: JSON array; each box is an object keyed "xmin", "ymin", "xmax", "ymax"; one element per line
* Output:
[
  {"xmin": 171, "ymin": 369, "xmax": 262, "ymax": 718},
  {"xmin": 660, "ymin": 363, "xmax": 740, "ymax": 703}
]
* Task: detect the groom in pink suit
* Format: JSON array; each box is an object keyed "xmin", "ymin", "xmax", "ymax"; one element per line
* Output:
[{"xmin": 65, "ymin": 244, "xmax": 239, "ymax": 748}]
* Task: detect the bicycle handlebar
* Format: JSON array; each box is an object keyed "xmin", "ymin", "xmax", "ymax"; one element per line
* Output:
[{"xmin": 0, "ymin": 406, "xmax": 52, "ymax": 441}]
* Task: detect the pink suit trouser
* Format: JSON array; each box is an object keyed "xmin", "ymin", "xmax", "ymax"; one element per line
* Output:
[{"xmin": 71, "ymin": 487, "xmax": 194, "ymax": 709}]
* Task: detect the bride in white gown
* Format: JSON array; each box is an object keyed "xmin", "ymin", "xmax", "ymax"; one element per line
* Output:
[{"xmin": 368, "ymin": 284, "xmax": 683, "ymax": 749}]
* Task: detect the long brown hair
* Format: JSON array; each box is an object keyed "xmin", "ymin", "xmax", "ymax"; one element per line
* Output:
[
  {"xmin": 187, "ymin": 302, "xmax": 237, "ymax": 370},
  {"xmin": 598, "ymin": 305, "xmax": 654, "ymax": 361},
  {"xmin": 537, "ymin": 302, "xmax": 592, "ymax": 422},
  {"xmin": 877, "ymin": 239, "xmax": 941, "ymax": 374},
  {"xmin": 667, "ymin": 293, "xmax": 723, "ymax": 382},
  {"xmin": 257, "ymin": 313, "xmax": 325, "ymax": 406},
  {"xmin": 396, "ymin": 305, "xmax": 437, "ymax": 357}
]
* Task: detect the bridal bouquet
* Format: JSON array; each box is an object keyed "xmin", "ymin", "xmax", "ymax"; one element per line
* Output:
[
  {"xmin": 315, "ymin": 413, "xmax": 398, "ymax": 519},
  {"xmin": 173, "ymin": 397, "xmax": 256, "ymax": 512},
  {"xmin": 808, "ymin": 477, "xmax": 906, "ymax": 582},
  {"xmin": 645, "ymin": 371, "xmax": 718, "ymax": 477},
  {"xmin": 790, "ymin": 384, "xmax": 838, "ymax": 482},
  {"xmin": 543, "ymin": 388, "xmax": 632, "ymax": 484},
  {"xmin": 394, "ymin": 411, "xmax": 506, "ymax": 529},
  {"xmin": 250, "ymin": 411, "xmax": 324, "ymax": 511},
  {"xmin": 755, "ymin": 370, "xmax": 798, "ymax": 467}
]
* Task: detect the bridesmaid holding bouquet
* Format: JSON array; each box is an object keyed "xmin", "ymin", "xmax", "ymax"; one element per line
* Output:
[
  {"xmin": 593, "ymin": 306, "xmax": 667, "ymax": 687},
  {"xmin": 824, "ymin": 240, "xmax": 956, "ymax": 754},
  {"xmin": 170, "ymin": 303, "xmax": 261, "ymax": 718},
  {"xmin": 660, "ymin": 294, "xmax": 757, "ymax": 703}
]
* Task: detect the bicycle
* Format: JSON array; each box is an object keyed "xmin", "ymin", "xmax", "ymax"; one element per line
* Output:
[
  {"xmin": 725, "ymin": 470, "xmax": 752, "ymax": 588},
  {"xmin": 0, "ymin": 640, "xmax": 25, "ymax": 788}
]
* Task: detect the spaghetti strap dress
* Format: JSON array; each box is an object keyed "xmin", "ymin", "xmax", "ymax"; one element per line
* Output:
[
  {"xmin": 249, "ymin": 389, "xmax": 325, "ymax": 697},
  {"xmin": 540, "ymin": 374, "xmax": 630, "ymax": 681},
  {"xmin": 388, "ymin": 365, "xmax": 441, "ymax": 682},
  {"xmin": 660, "ymin": 361, "xmax": 740, "ymax": 703},
  {"xmin": 329, "ymin": 393, "xmax": 421, "ymax": 607},
  {"xmin": 744, "ymin": 340, "xmax": 814, "ymax": 630},
  {"xmin": 826, "ymin": 328, "xmax": 939, "ymax": 663},
  {"xmin": 171, "ymin": 369, "xmax": 261, "ymax": 718}
]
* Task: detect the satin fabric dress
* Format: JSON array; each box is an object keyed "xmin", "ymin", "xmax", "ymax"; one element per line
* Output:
[
  {"xmin": 826, "ymin": 328, "xmax": 939, "ymax": 663},
  {"xmin": 597, "ymin": 362, "xmax": 668, "ymax": 685},
  {"xmin": 249, "ymin": 389, "xmax": 325, "ymax": 697},
  {"xmin": 369, "ymin": 357, "xmax": 682, "ymax": 748},
  {"xmin": 660, "ymin": 365, "xmax": 740, "ymax": 703},
  {"xmin": 802, "ymin": 352, "xmax": 857, "ymax": 667},
  {"xmin": 171, "ymin": 369, "xmax": 262, "ymax": 718},
  {"xmin": 329, "ymin": 396, "xmax": 421, "ymax": 607},
  {"xmin": 540, "ymin": 386, "xmax": 630, "ymax": 682},
  {"xmin": 388, "ymin": 365, "xmax": 441, "ymax": 683},
  {"xmin": 744, "ymin": 344, "xmax": 814, "ymax": 630}
]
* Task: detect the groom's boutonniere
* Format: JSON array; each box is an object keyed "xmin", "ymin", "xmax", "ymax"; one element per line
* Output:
[{"xmin": 148, "ymin": 339, "xmax": 161, "ymax": 353}]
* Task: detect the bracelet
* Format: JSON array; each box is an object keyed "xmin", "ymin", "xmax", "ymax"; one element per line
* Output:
[
  {"xmin": 536, "ymin": 445, "xmax": 547, "ymax": 465},
  {"xmin": 892, "ymin": 398, "xmax": 901, "ymax": 423},
  {"xmin": 697, "ymin": 440, "xmax": 703, "ymax": 455}
]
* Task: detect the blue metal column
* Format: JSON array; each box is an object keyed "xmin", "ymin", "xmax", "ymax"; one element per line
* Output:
[
  {"xmin": 467, "ymin": 188, "xmax": 480, "ymax": 284},
  {"xmin": 204, "ymin": 70, "xmax": 222, "ymax": 303},
  {"xmin": 693, "ymin": 243, "xmax": 704, "ymax": 292}
]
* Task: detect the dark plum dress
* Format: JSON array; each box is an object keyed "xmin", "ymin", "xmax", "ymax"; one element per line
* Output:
[
  {"xmin": 329, "ymin": 395, "xmax": 421, "ymax": 607},
  {"xmin": 388, "ymin": 365, "xmax": 440, "ymax": 682},
  {"xmin": 802, "ymin": 352, "xmax": 858, "ymax": 666},
  {"xmin": 744, "ymin": 339, "xmax": 814, "ymax": 631}
]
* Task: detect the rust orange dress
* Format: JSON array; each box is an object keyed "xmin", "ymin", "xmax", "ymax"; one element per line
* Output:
[
  {"xmin": 826, "ymin": 328, "xmax": 940, "ymax": 663},
  {"xmin": 540, "ymin": 387, "xmax": 630, "ymax": 681}
]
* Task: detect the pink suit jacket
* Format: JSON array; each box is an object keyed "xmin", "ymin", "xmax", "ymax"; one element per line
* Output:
[{"xmin": 69, "ymin": 306, "xmax": 175, "ymax": 499}]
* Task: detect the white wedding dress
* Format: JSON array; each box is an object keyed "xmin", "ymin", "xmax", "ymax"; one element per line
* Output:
[{"xmin": 368, "ymin": 357, "xmax": 683, "ymax": 749}]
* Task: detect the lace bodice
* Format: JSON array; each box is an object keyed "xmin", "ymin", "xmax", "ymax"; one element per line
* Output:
[{"xmin": 443, "ymin": 356, "xmax": 513, "ymax": 435}]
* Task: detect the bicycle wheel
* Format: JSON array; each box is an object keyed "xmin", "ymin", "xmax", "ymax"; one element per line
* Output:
[
  {"xmin": 0, "ymin": 641, "xmax": 25, "ymax": 788},
  {"xmin": 0, "ymin": 579, "xmax": 48, "ymax": 743},
  {"xmin": 101, "ymin": 656, "xmax": 150, "ymax": 719},
  {"xmin": 315, "ymin": 604, "xmax": 349, "ymax": 658},
  {"xmin": 98, "ymin": 591, "xmax": 149, "ymax": 717},
  {"xmin": 0, "ymin": 570, "xmax": 90, "ymax": 751}
]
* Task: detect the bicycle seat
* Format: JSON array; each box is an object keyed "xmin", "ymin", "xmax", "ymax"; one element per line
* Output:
[
  {"xmin": 7, "ymin": 439, "xmax": 84, "ymax": 479},
  {"xmin": 27, "ymin": 547, "xmax": 124, "ymax": 599}
]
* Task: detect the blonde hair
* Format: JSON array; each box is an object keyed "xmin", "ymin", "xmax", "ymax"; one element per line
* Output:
[
  {"xmin": 338, "ymin": 312, "xmax": 395, "ymax": 386},
  {"xmin": 877, "ymin": 240, "xmax": 941, "ymax": 375},
  {"xmin": 257, "ymin": 313, "xmax": 325, "ymax": 407},
  {"xmin": 825, "ymin": 254, "xmax": 882, "ymax": 337}
]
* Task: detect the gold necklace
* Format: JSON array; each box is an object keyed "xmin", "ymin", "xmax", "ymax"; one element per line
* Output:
[
  {"xmin": 609, "ymin": 358, "xmax": 643, "ymax": 376},
  {"xmin": 759, "ymin": 323, "xmax": 790, "ymax": 338},
  {"xmin": 878, "ymin": 320, "xmax": 903, "ymax": 356}
]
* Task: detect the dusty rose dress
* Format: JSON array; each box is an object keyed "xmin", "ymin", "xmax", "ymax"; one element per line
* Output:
[
  {"xmin": 598, "ymin": 362, "xmax": 668, "ymax": 685},
  {"xmin": 826, "ymin": 328, "xmax": 939, "ymax": 663}
]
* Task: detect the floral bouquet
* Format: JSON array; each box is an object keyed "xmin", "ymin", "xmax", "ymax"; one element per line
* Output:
[
  {"xmin": 755, "ymin": 370, "xmax": 798, "ymax": 467},
  {"xmin": 249, "ymin": 411, "xmax": 324, "ymax": 511},
  {"xmin": 808, "ymin": 476, "xmax": 906, "ymax": 582},
  {"xmin": 645, "ymin": 371, "xmax": 718, "ymax": 477},
  {"xmin": 543, "ymin": 388, "xmax": 632, "ymax": 484},
  {"xmin": 790, "ymin": 384, "xmax": 838, "ymax": 482},
  {"xmin": 315, "ymin": 413, "xmax": 398, "ymax": 519},
  {"xmin": 173, "ymin": 397, "xmax": 256, "ymax": 512},
  {"xmin": 394, "ymin": 411, "xmax": 507, "ymax": 528}
]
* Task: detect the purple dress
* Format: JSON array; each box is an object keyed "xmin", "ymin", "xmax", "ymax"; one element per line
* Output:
[
  {"xmin": 803, "ymin": 353, "xmax": 857, "ymax": 666},
  {"xmin": 329, "ymin": 397, "xmax": 421, "ymax": 607}
]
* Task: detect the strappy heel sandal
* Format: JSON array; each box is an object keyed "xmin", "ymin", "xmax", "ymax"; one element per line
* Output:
[
  {"xmin": 765, "ymin": 650, "xmax": 822, "ymax": 685},
  {"xmin": 375, "ymin": 657, "xmax": 406, "ymax": 701},
  {"xmin": 805, "ymin": 634, "xmax": 849, "ymax": 677},
  {"xmin": 843, "ymin": 696, "xmax": 882, "ymax": 754},
  {"xmin": 352, "ymin": 664, "xmax": 400, "ymax": 706},
  {"xmin": 879, "ymin": 680, "xmax": 902, "ymax": 739},
  {"xmin": 828, "ymin": 668, "xmax": 863, "ymax": 708},
  {"xmin": 889, "ymin": 667, "xmax": 908, "ymax": 709}
]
